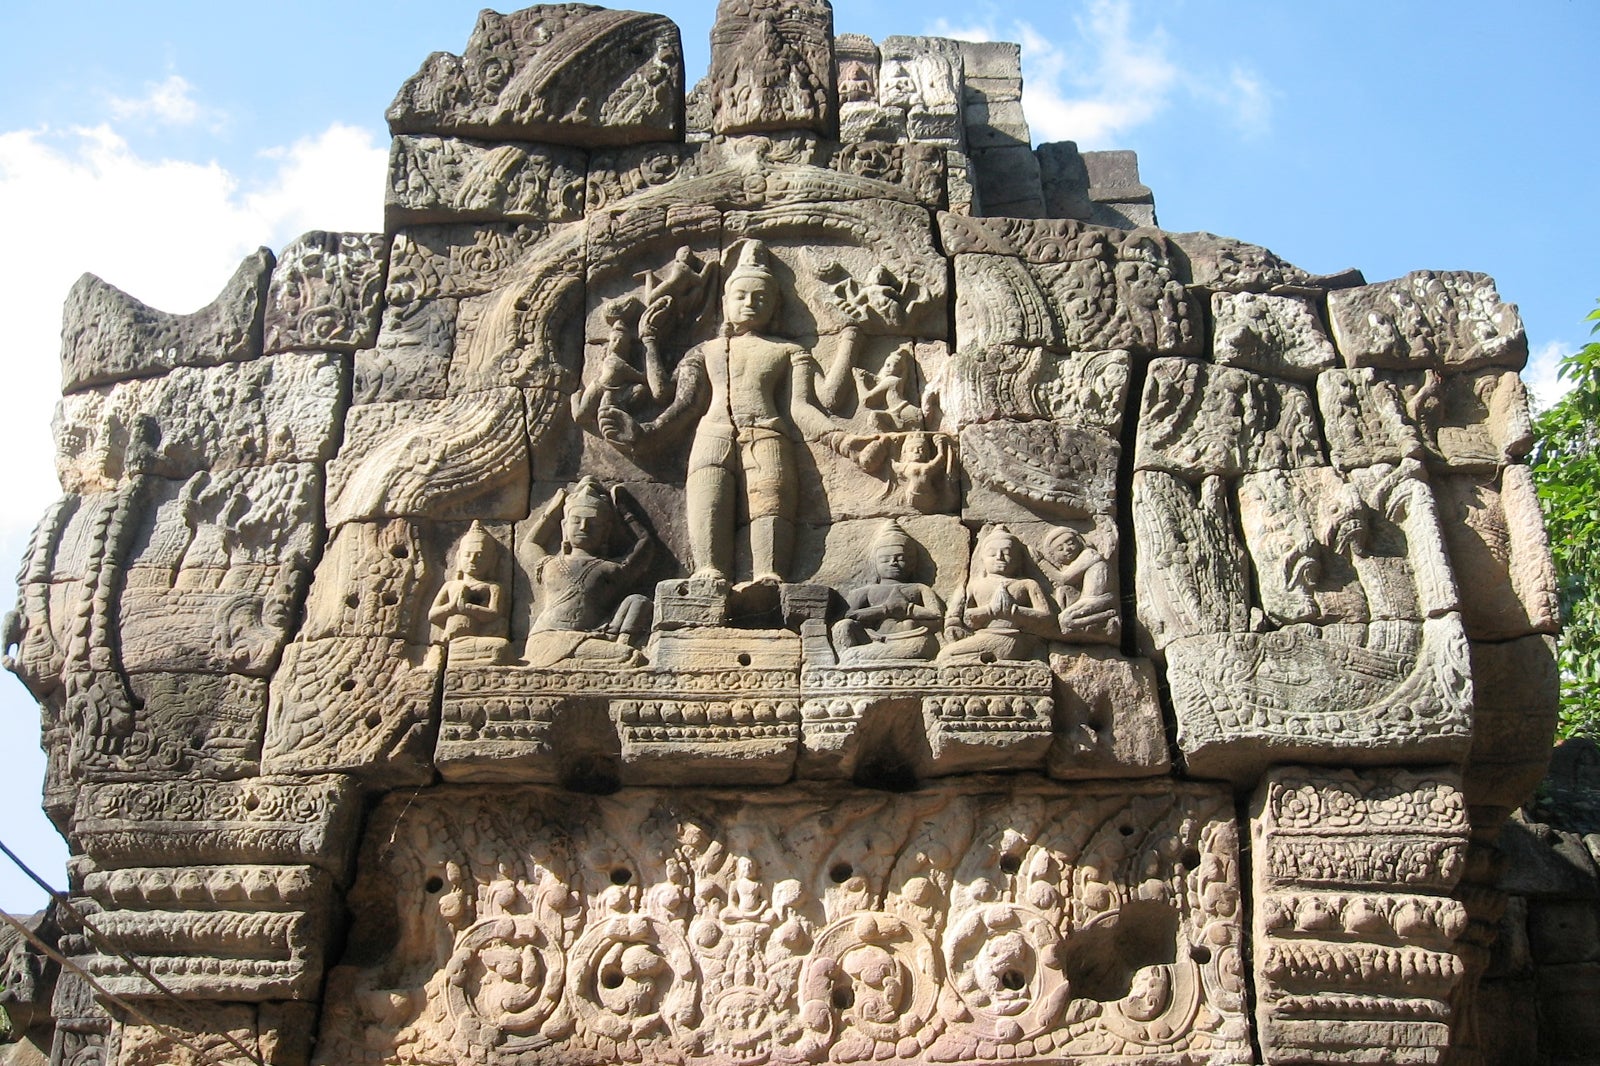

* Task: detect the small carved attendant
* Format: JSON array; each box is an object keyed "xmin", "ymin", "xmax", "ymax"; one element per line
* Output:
[
  {"xmin": 832, "ymin": 520, "xmax": 945, "ymax": 663},
  {"xmin": 429, "ymin": 521, "xmax": 510, "ymax": 665},
  {"xmin": 938, "ymin": 526, "xmax": 1054, "ymax": 663},
  {"xmin": 523, "ymin": 477, "xmax": 656, "ymax": 668},
  {"xmin": 1038, "ymin": 526, "xmax": 1120, "ymax": 640}
]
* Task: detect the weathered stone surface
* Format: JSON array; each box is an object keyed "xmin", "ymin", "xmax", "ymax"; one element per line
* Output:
[
  {"xmin": 1327, "ymin": 270, "xmax": 1528, "ymax": 372},
  {"xmin": 60, "ymin": 249, "xmax": 273, "ymax": 392},
  {"xmin": 1168, "ymin": 614, "xmax": 1473, "ymax": 782},
  {"xmin": 55, "ymin": 353, "xmax": 346, "ymax": 491},
  {"xmin": 1136, "ymin": 358, "xmax": 1324, "ymax": 480},
  {"xmin": 388, "ymin": 5, "xmax": 683, "ymax": 146},
  {"xmin": 262, "ymin": 231, "xmax": 387, "ymax": 354},
  {"xmin": 1252, "ymin": 768, "xmax": 1470, "ymax": 1066},
  {"xmin": 708, "ymin": 0, "xmax": 835, "ymax": 137},
  {"xmin": 317, "ymin": 779, "xmax": 1250, "ymax": 1064},
  {"xmin": 1045, "ymin": 649, "xmax": 1170, "ymax": 779},
  {"xmin": 1462, "ymin": 635, "xmax": 1559, "ymax": 810},
  {"xmin": 1211, "ymin": 290, "xmax": 1337, "ymax": 381},
  {"xmin": 5, "ymin": 8, "xmax": 1568, "ymax": 1063},
  {"xmin": 945, "ymin": 218, "xmax": 1200, "ymax": 355},
  {"xmin": 1433, "ymin": 465, "xmax": 1559, "ymax": 640},
  {"xmin": 386, "ymin": 134, "xmax": 587, "ymax": 226},
  {"xmin": 327, "ymin": 389, "xmax": 531, "ymax": 525}
]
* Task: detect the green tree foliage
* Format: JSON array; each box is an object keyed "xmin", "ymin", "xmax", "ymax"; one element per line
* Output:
[{"xmin": 1531, "ymin": 300, "xmax": 1600, "ymax": 739}]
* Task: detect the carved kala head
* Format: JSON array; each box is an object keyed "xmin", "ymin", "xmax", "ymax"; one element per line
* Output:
[
  {"xmin": 721, "ymin": 238, "xmax": 780, "ymax": 334},
  {"xmin": 562, "ymin": 476, "xmax": 616, "ymax": 553}
]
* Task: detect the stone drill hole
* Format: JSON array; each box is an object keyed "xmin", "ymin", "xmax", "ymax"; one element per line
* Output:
[
  {"xmin": 1118, "ymin": 825, "xmax": 1134, "ymax": 837},
  {"xmin": 829, "ymin": 862, "xmax": 853, "ymax": 884},
  {"xmin": 831, "ymin": 987, "xmax": 854, "ymax": 1010},
  {"xmin": 1000, "ymin": 970, "xmax": 1026, "ymax": 991},
  {"xmin": 737, "ymin": 652, "xmax": 752, "ymax": 666},
  {"xmin": 999, "ymin": 854, "xmax": 1021, "ymax": 875},
  {"xmin": 601, "ymin": 967, "xmax": 624, "ymax": 990},
  {"xmin": 340, "ymin": 679, "xmax": 357, "ymax": 693},
  {"xmin": 1190, "ymin": 945, "xmax": 1212, "ymax": 964},
  {"xmin": 364, "ymin": 712, "xmax": 382, "ymax": 729},
  {"xmin": 424, "ymin": 876, "xmax": 444, "ymax": 893},
  {"xmin": 344, "ymin": 594, "xmax": 358, "ymax": 609},
  {"xmin": 381, "ymin": 592, "xmax": 398, "ymax": 607},
  {"xmin": 1181, "ymin": 848, "xmax": 1202, "ymax": 870},
  {"xmin": 610, "ymin": 867, "xmax": 632, "ymax": 886},
  {"xmin": 242, "ymin": 793, "xmax": 260, "ymax": 811}
]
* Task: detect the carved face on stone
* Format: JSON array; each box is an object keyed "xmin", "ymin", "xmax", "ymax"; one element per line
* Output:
[
  {"xmin": 1042, "ymin": 528, "xmax": 1085, "ymax": 568},
  {"xmin": 980, "ymin": 532, "xmax": 1021, "ymax": 577},
  {"xmin": 723, "ymin": 275, "xmax": 777, "ymax": 333},
  {"xmin": 872, "ymin": 542, "xmax": 909, "ymax": 583},
  {"xmin": 564, "ymin": 500, "xmax": 611, "ymax": 553}
]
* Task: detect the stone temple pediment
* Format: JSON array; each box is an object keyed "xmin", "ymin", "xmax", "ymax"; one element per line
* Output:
[{"xmin": 2, "ymin": 3, "xmax": 1558, "ymax": 1064}]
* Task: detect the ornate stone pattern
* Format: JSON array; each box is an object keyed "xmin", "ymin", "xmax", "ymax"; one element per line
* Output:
[
  {"xmin": 316, "ymin": 780, "xmax": 1251, "ymax": 1065},
  {"xmin": 262, "ymin": 231, "xmax": 387, "ymax": 353},
  {"xmin": 2, "ymin": 5, "xmax": 1565, "ymax": 1064},
  {"xmin": 1252, "ymin": 768, "xmax": 1471, "ymax": 1065},
  {"xmin": 388, "ymin": 5, "xmax": 684, "ymax": 146}
]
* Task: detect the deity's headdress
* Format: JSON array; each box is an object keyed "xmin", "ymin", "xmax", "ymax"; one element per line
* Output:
[
  {"xmin": 724, "ymin": 238, "xmax": 775, "ymax": 289},
  {"xmin": 456, "ymin": 520, "xmax": 498, "ymax": 572}
]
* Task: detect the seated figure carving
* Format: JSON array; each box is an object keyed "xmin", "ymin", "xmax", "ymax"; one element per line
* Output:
[
  {"xmin": 523, "ymin": 477, "xmax": 656, "ymax": 668},
  {"xmin": 831, "ymin": 519, "xmax": 945, "ymax": 663},
  {"xmin": 429, "ymin": 521, "xmax": 510, "ymax": 665},
  {"xmin": 938, "ymin": 526, "xmax": 1055, "ymax": 664}
]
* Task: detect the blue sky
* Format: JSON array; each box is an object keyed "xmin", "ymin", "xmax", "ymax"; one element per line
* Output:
[{"xmin": 0, "ymin": 0, "xmax": 1595, "ymax": 912}]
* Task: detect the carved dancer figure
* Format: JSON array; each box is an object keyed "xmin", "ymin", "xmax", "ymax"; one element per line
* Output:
[
  {"xmin": 1038, "ymin": 526, "xmax": 1120, "ymax": 639},
  {"xmin": 832, "ymin": 520, "xmax": 945, "ymax": 663},
  {"xmin": 598, "ymin": 239, "xmax": 834, "ymax": 587},
  {"xmin": 854, "ymin": 345, "xmax": 921, "ymax": 431},
  {"xmin": 429, "ymin": 521, "xmax": 510, "ymax": 665},
  {"xmin": 938, "ymin": 526, "xmax": 1054, "ymax": 663},
  {"xmin": 523, "ymin": 477, "xmax": 656, "ymax": 667},
  {"xmin": 572, "ymin": 299, "xmax": 652, "ymax": 433}
]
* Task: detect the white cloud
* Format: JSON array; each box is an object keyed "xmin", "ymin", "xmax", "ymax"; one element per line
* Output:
[
  {"xmin": 108, "ymin": 73, "xmax": 207, "ymax": 126},
  {"xmin": 1525, "ymin": 339, "xmax": 1575, "ymax": 413},
  {"xmin": 928, "ymin": 0, "xmax": 1271, "ymax": 147},
  {"xmin": 0, "ymin": 119, "xmax": 388, "ymax": 534}
]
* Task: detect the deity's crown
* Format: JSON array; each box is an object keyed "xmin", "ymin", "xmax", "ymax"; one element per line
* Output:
[{"xmin": 724, "ymin": 238, "xmax": 775, "ymax": 288}]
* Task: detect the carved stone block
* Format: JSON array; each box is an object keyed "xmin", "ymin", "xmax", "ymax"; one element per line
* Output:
[
  {"xmin": 1045, "ymin": 648, "xmax": 1170, "ymax": 779},
  {"xmin": 1136, "ymin": 358, "xmax": 1324, "ymax": 480},
  {"xmin": 798, "ymin": 660, "xmax": 1055, "ymax": 780},
  {"xmin": 945, "ymin": 219, "xmax": 1199, "ymax": 356},
  {"xmin": 1211, "ymin": 291, "xmax": 1337, "ymax": 381},
  {"xmin": 723, "ymin": 198, "xmax": 947, "ymax": 340},
  {"xmin": 55, "ymin": 353, "xmax": 346, "ymax": 491},
  {"xmin": 960, "ymin": 420, "xmax": 1119, "ymax": 523},
  {"xmin": 298, "ymin": 518, "xmax": 435, "ymax": 643},
  {"xmin": 1327, "ymin": 270, "xmax": 1528, "ymax": 373},
  {"xmin": 262, "ymin": 637, "xmax": 439, "ymax": 784},
  {"xmin": 316, "ymin": 779, "xmax": 1251, "ymax": 1064},
  {"xmin": 110, "ymin": 1001, "xmax": 315, "ymax": 1065},
  {"xmin": 1318, "ymin": 366, "xmax": 1428, "ymax": 472},
  {"xmin": 1132, "ymin": 470, "xmax": 1251, "ymax": 652},
  {"xmin": 1252, "ymin": 768, "xmax": 1471, "ymax": 1065},
  {"xmin": 386, "ymin": 135, "xmax": 586, "ymax": 226},
  {"xmin": 327, "ymin": 388, "xmax": 531, "ymax": 525},
  {"xmin": 1168, "ymin": 231, "xmax": 1332, "ymax": 294},
  {"xmin": 355, "ymin": 301, "xmax": 457, "ymax": 403},
  {"xmin": 73, "ymin": 776, "xmax": 359, "ymax": 871},
  {"xmin": 262, "ymin": 231, "xmax": 387, "ymax": 353},
  {"xmin": 935, "ymin": 346, "xmax": 1129, "ymax": 433},
  {"xmin": 1462, "ymin": 635, "xmax": 1559, "ymax": 810},
  {"xmin": 388, "ymin": 5, "xmax": 683, "ymax": 147},
  {"xmin": 1167, "ymin": 614, "xmax": 1474, "ymax": 784},
  {"xmin": 71, "ymin": 865, "xmax": 336, "ymax": 1001},
  {"xmin": 60, "ymin": 249, "xmax": 273, "ymax": 393},
  {"xmin": 708, "ymin": 0, "xmax": 836, "ymax": 137},
  {"xmin": 1433, "ymin": 466, "xmax": 1559, "ymax": 640},
  {"xmin": 879, "ymin": 36, "xmax": 965, "ymax": 146}
]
